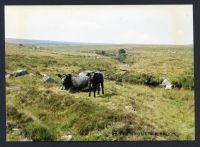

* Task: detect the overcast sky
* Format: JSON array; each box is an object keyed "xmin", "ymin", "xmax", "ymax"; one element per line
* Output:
[{"xmin": 5, "ymin": 5, "xmax": 193, "ymax": 44}]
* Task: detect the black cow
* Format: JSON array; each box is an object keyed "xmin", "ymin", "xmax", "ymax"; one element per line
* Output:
[
  {"xmin": 57, "ymin": 73, "xmax": 90, "ymax": 92},
  {"xmin": 86, "ymin": 71, "xmax": 104, "ymax": 97}
]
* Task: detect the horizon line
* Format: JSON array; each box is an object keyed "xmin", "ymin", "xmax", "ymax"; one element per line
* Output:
[{"xmin": 5, "ymin": 37, "xmax": 193, "ymax": 46}]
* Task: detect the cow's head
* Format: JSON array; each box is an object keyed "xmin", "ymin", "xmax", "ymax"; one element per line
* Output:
[
  {"xmin": 86, "ymin": 72, "xmax": 95, "ymax": 78},
  {"xmin": 57, "ymin": 74, "xmax": 72, "ymax": 89}
]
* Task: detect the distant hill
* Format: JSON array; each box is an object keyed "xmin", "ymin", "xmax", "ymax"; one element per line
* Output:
[
  {"xmin": 5, "ymin": 38, "xmax": 112, "ymax": 48},
  {"xmin": 5, "ymin": 38, "xmax": 192, "ymax": 49}
]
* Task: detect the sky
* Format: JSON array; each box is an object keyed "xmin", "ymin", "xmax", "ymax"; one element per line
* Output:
[{"xmin": 5, "ymin": 5, "xmax": 193, "ymax": 44}]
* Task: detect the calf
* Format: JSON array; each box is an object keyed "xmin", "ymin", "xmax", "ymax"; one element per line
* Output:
[{"xmin": 86, "ymin": 71, "xmax": 104, "ymax": 97}]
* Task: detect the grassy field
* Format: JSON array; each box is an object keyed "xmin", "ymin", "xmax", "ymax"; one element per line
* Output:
[{"xmin": 5, "ymin": 42, "xmax": 194, "ymax": 141}]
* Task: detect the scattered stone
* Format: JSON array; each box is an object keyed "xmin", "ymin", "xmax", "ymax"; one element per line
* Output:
[
  {"xmin": 121, "ymin": 64, "xmax": 129, "ymax": 68},
  {"xmin": 39, "ymin": 72, "xmax": 55, "ymax": 83},
  {"xmin": 12, "ymin": 128, "xmax": 20, "ymax": 132},
  {"xmin": 96, "ymin": 56, "xmax": 103, "ymax": 59},
  {"xmin": 6, "ymin": 74, "xmax": 11, "ymax": 79},
  {"xmin": 18, "ymin": 138, "xmax": 32, "ymax": 141},
  {"xmin": 60, "ymin": 134, "xmax": 73, "ymax": 141},
  {"xmin": 42, "ymin": 75, "xmax": 55, "ymax": 83},
  {"xmin": 39, "ymin": 72, "xmax": 47, "ymax": 77},
  {"xmin": 125, "ymin": 106, "xmax": 136, "ymax": 113},
  {"xmin": 161, "ymin": 79, "xmax": 172, "ymax": 89},
  {"xmin": 12, "ymin": 128, "xmax": 21, "ymax": 135},
  {"xmin": 14, "ymin": 69, "xmax": 28, "ymax": 77},
  {"xmin": 165, "ymin": 84, "xmax": 172, "ymax": 89},
  {"xmin": 119, "ymin": 64, "xmax": 130, "ymax": 71}
]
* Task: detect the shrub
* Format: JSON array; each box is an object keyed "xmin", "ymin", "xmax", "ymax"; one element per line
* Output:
[
  {"xmin": 22, "ymin": 123, "xmax": 56, "ymax": 141},
  {"xmin": 7, "ymin": 105, "xmax": 19, "ymax": 117},
  {"xmin": 117, "ymin": 49, "xmax": 127, "ymax": 63},
  {"xmin": 96, "ymin": 50, "xmax": 106, "ymax": 56},
  {"xmin": 95, "ymin": 50, "xmax": 116, "ymax": 57},
  {"xmin": 6, "ymin": 105, "xmax": 33, "ymax": 128},
  {"xmin": 178, "ymin": 76, "xmax": 194, "ymax": 90},
  {"xmin": 112, "ymin": 124, "xmax": 133, "ymax": 136},
  {"xmin": 7, "ymin": 122, "xmax": 16, "ymax": 132},
  {"xmin": 38, "ymin": 113, "xmax": 47, "ymax": 121}
]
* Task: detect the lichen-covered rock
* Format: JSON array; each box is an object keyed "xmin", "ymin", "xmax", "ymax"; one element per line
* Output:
[
  {"xmin": 60, "ymin": 134, "xmax": 73, "ymax": 141},
  {"xmin": 14, "ymin": 69, "xmax": 28, "ymax": 77},
  {"xmin": 42, "ymin": 75, "xmax": 55, "ymax": 83},
  {"xmin": 18, "ymin": 138, "xmax": 32, "ymax": 141},
  {"xmin": 6, "ymin": 74, "xmax": 11, "ymax": 78},
  {"xmin": 162, "ymin": 79, "xmax": 172, "ymax": 89}
]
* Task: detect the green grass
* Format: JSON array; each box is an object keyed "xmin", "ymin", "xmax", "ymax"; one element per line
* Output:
[{"xmin": 6, "ymin": 43, "xmax": 194, "ymax": 141}]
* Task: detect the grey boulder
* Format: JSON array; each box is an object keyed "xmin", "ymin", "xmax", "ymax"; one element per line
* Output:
[{"xmin": 14, "ymin": 69, "xmax": 28, "ymax": 77}]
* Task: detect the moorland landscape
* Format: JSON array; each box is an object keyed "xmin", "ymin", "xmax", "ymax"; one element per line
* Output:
[{"xmin": 6, "ymin": 39, "xmax": 194, "ymax": 141}]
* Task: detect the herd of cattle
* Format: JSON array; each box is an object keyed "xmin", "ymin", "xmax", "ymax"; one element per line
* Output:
[{"xmin": 6, "ymin": 69, "xmax": 182, "ymax": 97}]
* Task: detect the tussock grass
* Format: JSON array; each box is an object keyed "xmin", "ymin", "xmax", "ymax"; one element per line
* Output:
[{"xmin": 6, "ymin": 43, "xmax": 194, "ymax": 141}]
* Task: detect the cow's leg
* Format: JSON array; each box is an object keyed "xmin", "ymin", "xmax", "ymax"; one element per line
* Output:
[
  {"xmin": 89, "ymin": 83, "xmax": 91, "ymax": 97},
  {"xmin": 97, "ymin": 84, "xmax": 100, "ymax": 95},
  {"xmin": 101, "ymin": 81, "xmax": 104, "ymax": 94},
  {"xmin": 93, "ymin": 85, "xmax": 96, "ymax": 97},
  {"xmin": 89, "ymin": 89, "xmax": 91, "ymax": 96}
]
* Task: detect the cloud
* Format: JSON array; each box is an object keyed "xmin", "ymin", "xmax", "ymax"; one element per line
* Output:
[{"xmin": 5, "ymin": 5, "xmax": 193, "ymax": 44}]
